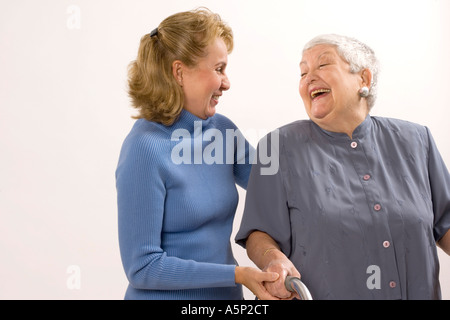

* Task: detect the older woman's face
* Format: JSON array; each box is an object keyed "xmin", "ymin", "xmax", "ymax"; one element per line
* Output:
[
  {"xmin": 299, "ymin": 44, "xmax": 363, "ymax": 129},
  {"xmin": 181, "ymin": 37, "xmax": 230, "ymax": 119}
]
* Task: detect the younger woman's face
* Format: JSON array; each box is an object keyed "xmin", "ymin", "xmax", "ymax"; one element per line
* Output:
[{"xmin": 181, "ymin": 37, "xmax": 230, "ymax": 119}]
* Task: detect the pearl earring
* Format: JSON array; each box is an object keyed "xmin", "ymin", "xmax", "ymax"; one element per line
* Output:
[{"xmin": 359, "ymin": 86, "xmax": 369, "ymax": 98}]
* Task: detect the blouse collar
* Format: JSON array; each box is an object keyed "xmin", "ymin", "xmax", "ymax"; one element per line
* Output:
[{"xmin": 313, "ymin": 114, "xmax": 373, "ymax": 141}]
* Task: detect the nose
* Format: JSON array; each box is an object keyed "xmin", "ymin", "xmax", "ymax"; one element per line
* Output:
[
  {"xmin": 304, "ymin": 70, "xmax": 318, "ymax": 86},
  {"xmin": 221, "ymin": 75, "xmax": 230, "ymax": 91}
]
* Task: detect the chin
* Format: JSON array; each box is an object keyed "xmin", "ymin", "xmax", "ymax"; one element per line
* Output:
[
  {"xmin": 309, "ymin": 105, "xmax": 332, "ymax": 120},
  {"xmin": 205, "ymin": 108, "xmax": 216, "ymax": 118}
]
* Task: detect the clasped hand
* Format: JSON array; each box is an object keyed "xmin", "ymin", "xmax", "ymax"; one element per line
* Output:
[{"xmin": 263, "ymin": 259, "xmax": 301, "ymax": 300}]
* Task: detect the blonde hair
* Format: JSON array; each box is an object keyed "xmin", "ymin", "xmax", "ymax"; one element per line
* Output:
[{"xmin": 127, "ymin": 8, "xmax": 233, "ymax": 125}]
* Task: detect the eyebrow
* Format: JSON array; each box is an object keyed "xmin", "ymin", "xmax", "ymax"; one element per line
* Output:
[
  {"xmin": 300, "ymin": 51, "xmax": 334, "ymax": 66},
  {"xmin": 214, "ymin": 61, "xmax": 227, "ymax": 68},
  {"xmin": 318, "ymin": 51, "xmax": 334, "ymax": 59}
]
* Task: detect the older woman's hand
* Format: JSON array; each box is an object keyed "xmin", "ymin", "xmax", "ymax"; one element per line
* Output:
[
  {"xmin": 245, "ymin": 231, "xmax": 301, "ymax": 299},
  {"xmin": 263, "ymin": 257, "xmax": 301, "ymax": 299}
]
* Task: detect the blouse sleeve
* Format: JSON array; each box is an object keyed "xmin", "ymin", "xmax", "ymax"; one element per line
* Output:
[
  {"xmin": 235, "ymin": 130, "xmax": 293, "ymax": 256},
  {"xmin": 426, "ymin": 127, "xmax": 450, "ymax": 241},
  {"xmin": 116, "ymin": 133, "xmax": 235, "ymax": 291}
]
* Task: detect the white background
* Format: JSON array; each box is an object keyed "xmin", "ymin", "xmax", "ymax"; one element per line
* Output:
[{"xmin": 1, "ymin": 0, "xmax": 449, "ymax": 299}]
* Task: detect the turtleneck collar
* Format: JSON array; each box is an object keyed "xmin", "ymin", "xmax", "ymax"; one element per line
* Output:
[{"xmin": 169, "ymin": 109, "xmax": 214, "ymax": 135}]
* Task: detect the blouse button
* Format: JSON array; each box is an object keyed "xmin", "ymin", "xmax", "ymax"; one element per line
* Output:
[
  {"xmin": 363, "ymin": 174, "xmax": 371, "ymax": 181},
  {"xmin": 389, "ymin": 281, "xmax": 397, "ymax": 288},
  {"xmin": 374, "ymin": 204, "xmax": 382, "ymax": 211},
  {"xmin": 383, "ymin": 241, "xmax": 390, "ymax": 248},
  {"xmin": 350, "ymin": 141, "xmax": 358, "ymax": 149}
]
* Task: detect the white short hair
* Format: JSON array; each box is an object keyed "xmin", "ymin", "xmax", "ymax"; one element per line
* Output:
[{"xmin": 303, "ymin": 34, "xmax": 380, "ymax": 110}]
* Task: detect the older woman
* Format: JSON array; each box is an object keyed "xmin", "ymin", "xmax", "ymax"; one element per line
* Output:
[
  {"xmin": 236, "ymin": 34, "xmax": 450, "ymax": 300},
  {"xmin": 116, "ymin": 8, "xmax": 278, "ymax": 300}
]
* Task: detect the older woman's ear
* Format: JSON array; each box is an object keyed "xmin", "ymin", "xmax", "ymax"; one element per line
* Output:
[{"xmin": 361, "ymin": 68, "xmax": 373, "ymax": 89}]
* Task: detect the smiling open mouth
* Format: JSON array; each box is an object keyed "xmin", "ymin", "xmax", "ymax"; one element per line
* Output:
[{"xmin": 310, "ymin": 89, "xmax": 331, "ymax": 99}]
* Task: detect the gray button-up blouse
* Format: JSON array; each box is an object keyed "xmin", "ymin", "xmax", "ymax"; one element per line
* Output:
[{"xmin": 236, "ymin": 115, "xmax": 450, "ymax": 299}]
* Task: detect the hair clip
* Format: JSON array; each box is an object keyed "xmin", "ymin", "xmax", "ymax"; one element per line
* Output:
[{"xmin": 150, "ymin": 28, "xmax": 159, "ymax": 38}]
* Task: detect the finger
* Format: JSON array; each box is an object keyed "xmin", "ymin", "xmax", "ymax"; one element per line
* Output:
[
  {"xmin": 259, "ymin": 271, "xmax": 279, "ymax": 282},
  {"xmin": 264, "ymin": 282, "xmax": 291, "ymax": 299},
  {"xmin": 255, "ymin": 285, "xmax": 282, "ymax": 300},
  {"xmin": 275, "ymin": 279, "xmax": 293, "ymax": 298},
  {"xmin": 279, "ymin": 292, "xmax": 299, "ymax": 300},
  {"xmin": 258, "ymin": 291, "xmax": 281, "ymax": 300}
]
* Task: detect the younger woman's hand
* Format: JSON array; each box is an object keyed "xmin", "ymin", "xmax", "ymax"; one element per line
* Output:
[{"xmin": 235, "ymin": 266, "xmax": 280, "ymax": 300}]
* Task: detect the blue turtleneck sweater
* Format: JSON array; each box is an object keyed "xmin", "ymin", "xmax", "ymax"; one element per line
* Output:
[{"xmin": 116, "ymin": 110, "xmax": 253, "ymax": 300}]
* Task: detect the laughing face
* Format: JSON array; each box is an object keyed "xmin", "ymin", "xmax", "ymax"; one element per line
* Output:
[
  {"xmin": 299, "ymin": 44, "xmax": 367, "ymax": 133},
  {"xmin": 179, "ymin": 37, "xmax": 230, "ymax": 119}
]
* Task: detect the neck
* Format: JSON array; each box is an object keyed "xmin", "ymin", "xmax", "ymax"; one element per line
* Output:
[{"xmin": 314, "ymin": 108, "xmax": 369, "ymax": 139}]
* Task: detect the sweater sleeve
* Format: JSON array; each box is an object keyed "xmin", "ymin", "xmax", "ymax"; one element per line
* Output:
[
  {"xmin": 233, "ymin": 128, "xmax": 254, "ymax": 190},
  {"xmin": 215, "ymin": 114, "xmax": 254, "ymax": 190},
  {"xmin": 116, "ymin": 132, "xmax": 236, "ymax": 291}
]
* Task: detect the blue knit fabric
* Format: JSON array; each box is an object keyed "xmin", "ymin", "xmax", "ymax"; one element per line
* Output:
[{"xmin": 116, "ymin": 110, "xmax": 252, "ymax": 300}]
